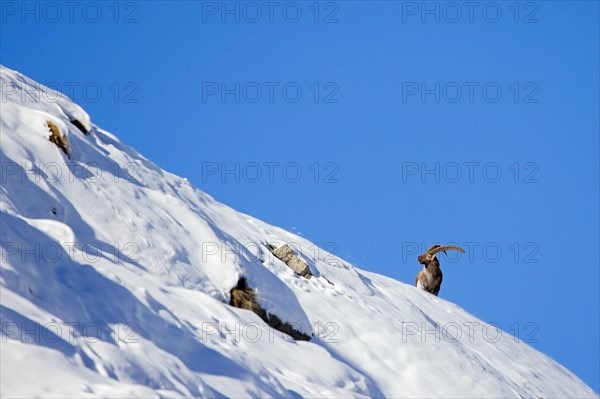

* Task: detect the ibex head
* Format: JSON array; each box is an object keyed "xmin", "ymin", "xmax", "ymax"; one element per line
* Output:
[{"xmin": 417, "ymin": 244, "xmax": 465, "ymax": 266}]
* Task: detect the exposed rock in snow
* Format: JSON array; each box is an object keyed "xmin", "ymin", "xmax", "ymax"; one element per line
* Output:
[
  {"xmin": 229, "ymin": 277, "xmax": 311, "ymax": 341},
  {"xmin": 269, "ymin": 243, "xmax": 313, "ymax": 278},
  {"xmin": 46, "ymin": 120, "xmax": 71, "ymax": 158}
]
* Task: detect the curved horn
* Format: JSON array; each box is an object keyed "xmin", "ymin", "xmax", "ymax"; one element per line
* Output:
[
  {"xmin": 426, "ymin": 244, "xmax": 441, "ymax": 253},
  {"xmin": 428, "ymin": 245, "xmax": 465, "ymax": 255}
]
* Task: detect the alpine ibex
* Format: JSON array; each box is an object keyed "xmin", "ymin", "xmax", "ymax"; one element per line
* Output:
[{"xmin": 416, "ymin": 244, "xmax": 465, "ymax": 296}]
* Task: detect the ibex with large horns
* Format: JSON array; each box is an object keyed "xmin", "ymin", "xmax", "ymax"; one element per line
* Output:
[{"xmin": 416, "ymin": 244, "xmax": 465, "ymax": 296}]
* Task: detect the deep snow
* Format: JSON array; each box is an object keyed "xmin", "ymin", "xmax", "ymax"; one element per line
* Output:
[{"xmin": 0, "ymin": 65, "xmax": 597, "ymax": 398}]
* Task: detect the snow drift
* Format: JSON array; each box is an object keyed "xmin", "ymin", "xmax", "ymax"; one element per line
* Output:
[{"xmin": 0, "ymin": 65, "xmax": 597, "ymax": 398}]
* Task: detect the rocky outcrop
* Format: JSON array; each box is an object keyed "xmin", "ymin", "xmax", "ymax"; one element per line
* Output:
[
  {"xmin": 47, "ymin": 121, "xmax": 70, "ymax": 158},
  {"xmin": 230, "ymin": 277, "xmax": 311, "ymax": 341},
  {"xmin": 70, "ymin": 118, "xmax": 90, "ymax": 135},
  {"xmin": 268, "ymin": 244, "xmax": 312, "ymax": 279}
]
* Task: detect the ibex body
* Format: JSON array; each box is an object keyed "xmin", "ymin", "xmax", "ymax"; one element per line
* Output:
[{"xmin": 416, "ymin": 244, "xmax": 465, "ymax": 296}]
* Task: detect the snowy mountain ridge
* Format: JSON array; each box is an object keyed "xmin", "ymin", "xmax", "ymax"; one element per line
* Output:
[{"xmin": 0, "ymin": 65, "xmax": 597, "ymax": 398}]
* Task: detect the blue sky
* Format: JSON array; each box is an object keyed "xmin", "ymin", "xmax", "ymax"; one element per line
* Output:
[{"xmin": 2, "ymin": 1, "xmax": 598, "ymax": 391}]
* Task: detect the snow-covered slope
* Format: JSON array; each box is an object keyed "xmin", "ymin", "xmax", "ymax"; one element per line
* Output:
[{"xmin": 0, "ymin": 65, "xmax": 596, "ymax": 398}]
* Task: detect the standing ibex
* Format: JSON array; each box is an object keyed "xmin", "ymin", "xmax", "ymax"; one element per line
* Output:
[{"xmin": 416, "ymin": 244, "xmax": 465, "ymax": 296}]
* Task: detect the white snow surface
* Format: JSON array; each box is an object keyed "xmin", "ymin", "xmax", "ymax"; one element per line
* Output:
[{"xmin": 0, "ymin": 65, "xmax": 597, "ymax": 398}]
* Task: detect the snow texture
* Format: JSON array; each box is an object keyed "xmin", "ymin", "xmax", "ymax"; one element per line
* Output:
[{"xmin": 0, "ymin": 65, "xmax": 597, "ymax": 398}]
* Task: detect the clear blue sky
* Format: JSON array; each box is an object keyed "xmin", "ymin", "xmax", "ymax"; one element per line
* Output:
[{"xmin": 2, "ymin": 1, "xmax": 598, "ymax": 391}]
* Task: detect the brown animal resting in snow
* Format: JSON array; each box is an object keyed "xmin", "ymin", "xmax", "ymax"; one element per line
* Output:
[{"xmin": 416, "ymin": 244, "xmax": 465, "ymax": 296}]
